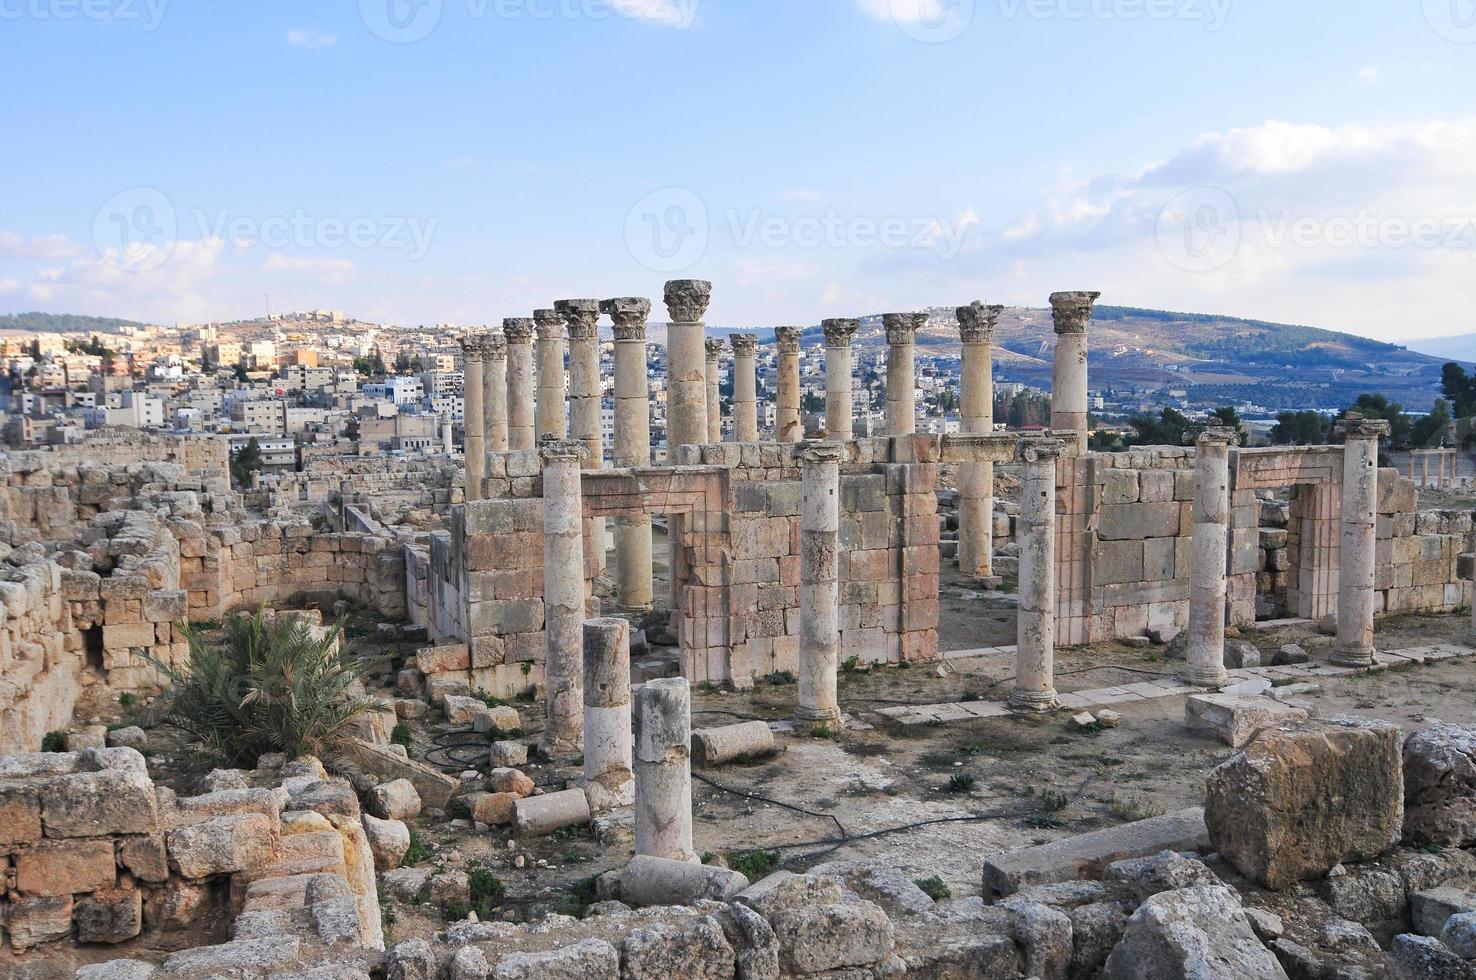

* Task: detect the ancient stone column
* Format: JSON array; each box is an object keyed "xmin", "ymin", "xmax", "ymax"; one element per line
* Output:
[
  {"xmin": 540, "ymin": 440, "xmax": 590, "ymax": 759},
  {"xmin": 822, "ymin": 318, "xmax": 858, "ymax": 442},
  {"xmin": 605, "ymin": 297, "xmax": 654, "ymax": 611},
  {"xmin": 883, "ymin": 313, "xmax": 925, "ymax": 436},
  {"xmin": 560, "ymin": 299, "xmax": 605, "ymax": 577},
  {"xmin": 774, "ymin": 327, "xmax": 803, "ymax": 443},
  {"xmin": 633, "ymin": 677, "xmax": 695, "ymax": 862},
  {"xmin": 703, "ymin": 339, "xmax": 723, "ymax": 444},
  {"xmin": 664, "ymin": 280, "xmax": 712, "ymax": 450},
  {"xmin": 484, "ymin": 333, "xmax": 509, "ymax": 453},
  {"xmin": 730, "ymin": 334, "xmax": 759, "ymax": 442},
  {"xmin": 503, "ymin": 318, "xmax": 536, "ymax": 450},
  {"xmin": 1011, "ymin": 438, "xmax": 1065, "ymax": 712},
  {"xmin": 1183, "ymin": 427, "xmax": 1238, "ymax": 688},
  {"xmin": 1049, "ymin": 291, "xmax": 1100, "ymax": 451},
  {"xmin": 441, "ymin": 418, "xmax": 453, "ymax": 456},
  {"xmin": 1333, "ymin": 413, "xmax": 1391, "ymax": 668},
  {"xmin": 664, "ymin": 281, "xmax": 711, "ymax": 611},
  {"xmin": 955, "ymin": 302, "xmax": 1001, "ymax": 577},
  {"xmin": 459, "ymin": 335, "xmax": 486, "ymax": 501},
  {"xmin": 534, "ymin": 309, "xmax": 568, "ymax": 442},
  {"xmin": 581, "ymin": 618, "xmax": 634, "ymax": 810},
  {"xmin": 796, "ymin": 441, "xmax": 844, "ymax": 728}
]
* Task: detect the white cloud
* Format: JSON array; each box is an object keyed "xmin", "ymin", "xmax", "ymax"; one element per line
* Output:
[
  {"xmin": 1358, "ymin": 66, "xmax": 1381, "ymax": 85},
  {"xmin": 0, "ymin": 278, "xmax": 19, "ymax": 294},
  {"xmin": 856, "ymin": 0, "xmax": 948, "ymax": 24},
  {"xmin": 263, "ymin": 255, "xmax": 358, "ymax": 284},
  {"xmin": 609, "ymin": 0, "xmax": 699, "ymax": 29},
  {"xmin": 286, "ymin": 28, "xmax": 339, "ymax": 48},
  {"xmin": 0, "ymin": 231, "xmax": 84, "ymax": 260}
]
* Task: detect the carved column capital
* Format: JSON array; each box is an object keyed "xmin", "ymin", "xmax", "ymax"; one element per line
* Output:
[
  {"xmin": 1334, "ymin": 412, "xmax": 1392, "ymax": 441},
  {"xmin": 1017, "ymin": 437, "xmax": 1066, "ymax": 464},
  {"xmin": 502, "ymin": 318, "xmax": 536, "ymax": 343},
  {"xmin": 705, "ymin": 338, "xmax": 725, "ymax": 360},
  {"xmin": 795, "ymin": 440, "xmax": 844, "ymax": 465},
  {"xmin": 533, "ymin": 309, "xmax": 563, "ymax": 340},
  {"xmin": 774, "ymin": 326, "xmax": 803, "ymax": 354},
  {"xmin": 483, "ymin": 333, "xmax": 508, "ymax": 360},
  {"xmin": 1049, "ymin": 291, "xmax": 1101, "ymax": 335},
  {"xmin": 1188, "ymin": 425, "xmax": 1241, "ymax": 448},
  {"xmin": 602, "ymin": 298, "xmax": 651, "ymax": 341},
  {"xmin": 459, "ymin": 335, "xmax": 485, "ymax": 363},
  {"xmin": 555, "ymin": 299, "xmax": 601, "ymax": 341},
  {"xmin": 663, "ymin": 279, "xmax": 712, "ymax": 323},
  {"xmin": 956, "ymin": 301, "xmax": 1003, "ymax": 344},
  {"xmin": 539, "ymin": 439, "xmax": 590, "ymax": 464},
  {"xmin": 883, "ymin": 312, "xmax": 926, "ymax": 346},
  {"xmin": 730, "ymin": 333, "xmax": 758, "ymax": 357},
  {"xmin": 821, "ymin": 318, "xmax": 860, "ymax": 349}
]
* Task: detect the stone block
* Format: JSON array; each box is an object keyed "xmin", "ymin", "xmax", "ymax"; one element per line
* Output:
[
  {"xmin": 769, "ymin": 900, "xmax": 894, "ymax": 975},
  {"xmin": 16, "ymin": 838, "xmax": 117, "ymax": 896},
  {"xmin": 142, "ymin": 590, "xmax": 187, "ymax": 623},
  {"xmin": 1185, "ymin": 693, "xmax": 1307, "ymax": 748},
  {"xmin": 8, "ymin": 894, "xmax": 74, "ymax": 951},
  {"xmin": 490, "ymin": 937, "xmax": 619, "ymax": 980},
  {"xmin": 416, "ymin": 643, "xmax": 470, "ymax": 675},
  {"xmin": 41, "ymin": 767, "xmax": 158, "ymax": 838},
  {"xmin": 368, "ymin": 778, "xmax": 422, "ymax": 821},
  {"xmin": 1403, "ymin": 723, "xmax": 1476, "ymax": 847},
  {"xmin": 621, "ymin": 915, "xmax": 736, "ymax": 980},
  {"xmin": 166, "ymin": 812, "xmax": 276, "ymax": 879},
  {"xmin": 0, "ymin": 781, "xmax": 43, "ymax": 844},
  {"xmin": 75, "ymin": 888, "xmax": 144, "ymax": 944},
  {"xmin": 1102, "ymin": 884, "xmax": 1288, "ymax": 980},
  {"xmin": 1205, "ymin": 718, "xmax": 1403, "ymax": 890}
]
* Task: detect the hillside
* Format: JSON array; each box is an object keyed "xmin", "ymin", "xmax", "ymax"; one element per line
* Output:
[{"xmin": 0, "ymin": 312, "xmax": 147, "ymax": 335}]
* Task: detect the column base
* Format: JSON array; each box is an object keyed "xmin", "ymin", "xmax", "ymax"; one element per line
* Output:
[
  {"xmin": 1008, "ymin": 689, "xmax": 1059, "ymax": 713},
  {"xmin": 1181, "ymin": 665, "xmax": 1229, "ymax": 689},
  {"xmin": 1329, "ymin": 647, "xmax": 1376, "ymax": 668},
  {"xmin": 794, "ymin": 706, "xmax": 843, "ymax": 730}
]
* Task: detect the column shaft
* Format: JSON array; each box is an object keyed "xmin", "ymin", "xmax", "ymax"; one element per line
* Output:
[
  {"xmin": 540, "ymin": 441, "xmax": 589, "ymax": 759},
  {"xmin": 503, "ymin": 319, "xmax": 536, "ymax": 450},
  {"xmin": 664, "ymin": 282, "xmax": 713, "ymax": 615},
  {"xmin": 883, "ymin": 313, "xmax": 924, "ymax": 436},
  {"xmin": 730, "ymin": 334, "xmax": 758, "ymax": 442},
  {"xmin": 796, "ymin": 442, "xmax": 843, "ymax": 726},
  {"xmin": 633, "ymin": 677, "xmax": 695, "ymax": 862},
  {"xmin": 534, "ymin": 311, "xmax": 568, "ymax": 441},
  {"xmin": 460, "ymin": 337, "xmax": 485, "ymax": 502},
  {"xmin": 582, "ymin": 618, "xmax": 634, "ymax": 811},
  {"xmin": 1183, "ymin": 429, "xmax": 1236, "ymax": 687},
  {"xmin": 1049, "ymin": 291, "xmax": 1100, "ymax": 452},
  {"xmin": 1333, "ymin": 416, "xmax": 1389, "ymax": 667},
  {"xmin": 705, "ymin": 339, "xmax": 723, "ymax": 444},
  {"xmin": 1011, "ymin": 440, "xmax": 1064, "ymax": 711},
  {"xmin": 607, "ymin": 298, "xmax": 654, "ymax": 611},
  {"xmin": 485, "ymin": 335, "xmax": 509, "ymax": 453},
  {"xmin": 956, "ymin": 303, "xmax": 1000, "ymax": 577},
  {"xmin": 775, "ymin": 327, "xmax": 802, "ymax": 443},
  {"xmin": 822, "ymin": 319, "xmax": 858, "ymax": 442}
]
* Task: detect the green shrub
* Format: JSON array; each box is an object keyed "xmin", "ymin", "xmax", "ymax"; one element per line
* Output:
[
  {"xmin": 557, "ymin": 875, "xmax": 600, "ymax": 918},
  {"xmin": 145, "ymin": 609, "xmax": 376, "ymax": 768},
  {"xmin": 391, "ymin": 723, "xmax": 412, "ymax": 748},
  {"xmin": 915, "ymin": 875, "xmax": 951, "ymax": 901},
  {"xmin": 403, "ymin": 832, "xmax": 429, "ymax": 867},
  {"xmin": 728, "ymin": 849, "xmax": 781, "ymax": 879},
  {"xmin": 41, "ymin": 731, "xmax": 67, "ymax": 753},
  {"xmin": 947, "ymin": 773, "xmax": 977, "ymax": 794}
]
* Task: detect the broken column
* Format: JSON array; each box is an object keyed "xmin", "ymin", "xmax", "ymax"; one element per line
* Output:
[
  {"xmin": 705, "ymin": 338, "xmax": 724, "ymax": 443},
  {"xmin": 459, "ymin": 335, "xmax": 486, "ymax": 501},
  {"xmin": 884, "ymin": 312, "xmax": 925, "ymax": 436},
  {"xmin": 503, "ymin": 318, "xmax": 536, "ymax": 450},
  {"xmin": 1333, "ymin": 413, "xmax": 1391, "ymax": 667},
  {"xmin": 534, "ymin": 308, "xmax": 568, "ymax": 441},
  {"xmin": 822, "ymin": 318, "xmax": 858, "ymax": 441},
  {"xmin": 560, "ymin": 298, "xmax": 605, "ymax": 576},
  {"xmin": 1011, "ymin": 438, "xmax": 1065, "ymax": 712},
  {"xmin": 664, "ymin": 280, "xmax": 711, "ymax": 450},
  {"xmin": 730, "ymin": 333, "xmax": 759, "ymax": 442},
  {"xmin": 540, "ymin": 440, "xmax": 590, "ymax": 760},
  {"xmin": 796, "ymin": 441, "xmax": 844, "ymax": 728},
  {"xmin": 606, "ymin": 297, "xmax": 654, "ymax": 611},
  {"xmin": 1049, "ymin": 291, "xmax": 1100, "ymax": 451},
  {"xmin": 955, "ymin": 302, "xmax": 1000, "ymax": 577},
  {"xmin": 633, "ymin": 677, "xmax": 695, "ymax": 862},
  {"xmin": 581, "ymin": 617, "xmax": 634, "ymax": 810},
  {"xmin": 441, "ymin": 418, "xmax": 453, "ymax": 455},
  {"xmin": 1183, "ymin": 426, "xmax": 1238, "ymax": 688},
  {"xmin": 775, "ymin": 326, "xmax": 803, "ymax": 443},
  {"xmin": 484, "ymin": 332, "xmax": 509, "ymax": 453}
]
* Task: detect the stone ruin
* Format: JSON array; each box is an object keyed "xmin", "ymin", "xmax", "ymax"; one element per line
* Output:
[{"xmin": 4, "ymin": 282, "xmax": 1476, "ymax": 978}]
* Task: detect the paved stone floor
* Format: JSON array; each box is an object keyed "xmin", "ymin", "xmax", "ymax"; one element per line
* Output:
[{"xmin": 876, "ymin": 642, "xmax": 1475, "ymax": 726}]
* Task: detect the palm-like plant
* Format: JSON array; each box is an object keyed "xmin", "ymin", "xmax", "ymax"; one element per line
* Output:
[{"xmin": 148, "ymin": 609, "xmax": 376, "ymax": 769}]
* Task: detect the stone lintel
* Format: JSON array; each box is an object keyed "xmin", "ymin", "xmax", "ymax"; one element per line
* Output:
[{"xmin": 938, "ymin": 432, "xmax": 1020, "ymax": 465}]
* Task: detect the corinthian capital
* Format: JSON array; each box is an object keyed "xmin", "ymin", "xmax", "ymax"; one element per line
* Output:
[
  {"xmin": 774, "ymin": 326, "xmax": 802, "ymax": 354},
  {"xmin": 883, "ymin": 312, "xmax": 927, "ymax": 346},
  {"xmin": 821, "ymin": 318, "xmax": 859, "ymax": 349},
  {"xmin": 956, "ymin": 301, "xmax": 1003, "ymax": 345},
  {"xmin": 1049, "ymin": 291, "xmax": 1101, "ymax": 335},
  {"xmin": 663, "ymin": 280, "xmax": 712, "ymax": 323},
  {"xmin": 459, "ymin": 334, "xmax": 485, "ymax": 362},
  {"xmin": 533, "ymin": 309, "xmax": 563, "ymax": 340},
  {"xmin": 484, "ymin": 333, "xmax": 508, "ymax": 360},
  {"xmin": 601, "ymin": 297, "xmax": 651, "ymax": 341},
  {"xmin": 555, "ymin": 299, "xmax": 601, "ymax": 341},
  {"xmin": 705, "ymin": 338, "xmax": 725, "ymax": 361},
  {"xmin": 1334, "ymin": 411, "xmax": 1392, "ymax": 441},
  {"xmin": 502, "ymin": 318, "xmax": 536, "ymax": 343},
  {"xmin": 730, "ymin": 333, "xmax": 757, "ymax": 358}
]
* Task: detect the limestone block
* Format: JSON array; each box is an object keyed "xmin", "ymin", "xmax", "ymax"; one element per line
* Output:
[
  {"xmin": 415, "ymin": 643, "xmax": 469, "ymax": 675},
  {"xmin": 490, "ymin": 937, "xmax": 619, "ymax": 980},
  {"xmin": 1206, "ymin": 719, "xmax": 1404, "ymax": 890},
  {"xmin": 167, "ymin": 812, "xmax": 276, "ymax": 878},
  {"xmin": 0, "ymin": 782, "xmax": 43, "ymax": 845},
  {"xmin": 142, "ymin": 590, "xmax": 187, "ymax": 623},
  {"xmin": 368, "ymin": 779, "xmax": 422, "ymax": 821},
  {"xmin": 75, "ymin": 888, "xmax": 144, "ymax": 944},
  {"xmin": 41, "ymin": 766, "xmax": 158, "ymax": 837},
  {"xmin": 1102, "ymin": 884, "xmax": 1288, "ymax": 980},
  {"xmin": 1403, "ymin": 723, "xmax": 1476, "ymax": 847},
  {"xmin": 469, "ymin": 791, "xmax": 518, "ymax": 826},
  {"xmin": 15, "ymin": 838, "xmax": 117, "ymax": 896},
  {"xmin": 7, "ymin": 894, "xmax": 74, "ymax": 951},
  {"xmin": 621, "ymin": 915, "xmax": 737, "ymax": 980},
  {"xmin": 362, "ymin": 814, "xmax": 410, "ymax": 871},
  {"xmin": 1411, "ymin": 885, "xmax": 1476, "ymax": 937},
  {"xmin": 769, "ymin": 900, "xmax": 894, "ymax": 976},
  {"xmin": 1185, "ymin": 694, "xmax": 1308, "ymax": 748}
]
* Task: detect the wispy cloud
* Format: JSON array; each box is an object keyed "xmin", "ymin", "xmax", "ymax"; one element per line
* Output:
[
  {"xmin": 609, "ymin": 0, "xmax": 699, "ymax": 29},
  {"xmin": 1358, "ymin": 66, "xmax": 1381, "ymax": 85},
  {"xmin": 0, "ymin": 231, "xmax": 84, "ymax": 260},
  {"xmin": 855, "ymin": 0, "xmax": 949, "ymax": 24},
  {"xmin": 286, "ymin": 28, "xmax": 338, "ymax": 49},
  {"xmin": 263, "ymin": 254, "xmax": 357, "ymax": 284}
]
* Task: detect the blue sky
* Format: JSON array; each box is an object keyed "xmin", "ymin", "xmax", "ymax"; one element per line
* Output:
[{"xmin": 2, "ymin": 0, "xmax": 1474, "ymax": 338}]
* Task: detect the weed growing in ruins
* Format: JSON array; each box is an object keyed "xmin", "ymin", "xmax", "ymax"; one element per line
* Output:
[
  {"xmin": 1039, "ymin": 789, "xmax": 1071, "ymax": 811},
  {"xmin": 41, "ymin": 731, "xmax": 66, "ymax": 752},
  {"xmin": 809, "ymin": 724, "xmax": 836, "ymax": 739},
  {"xmin": 701, "ymin": 851, "xmax": 719, "ymax": 864},
  {"xmin": 841, "ymin": 656, "xmax": 865, "ymax": 675},
  {"xmin": 557, "ymin": 875, "xmax": 600, "ymax": 919},
  {"xmin": 1024, "ymin": 814, "xmax": 1064, "ymax": 830},
  {"xmin": 1108, "ymin": 793, "xmax": 1164, "ymax": 821},
  {"xmin": 442, "ymin": 902, "xmax": 471, "ymax": 922},
  {"xmin": 147, "ymin": 609, "xmax": 378, "ymax": 768},
  {"xmin": 728, "ymin": 849, "xmax": 781, "ymax": 879},
  {"xmin": 947, "ymin": 773, "xmax": 977, "ymax": 793},
  {"xmin": 380, "ymin": 906, "xmax": 396, "ymax": 937},
  {"xmin": 696, "ymin": 680, "xmax": 718, "ymax": 694},
  {"xmin": 119, "ymin": 692, "xmax": 137, "ymax": 709},
  {"xmin": 914, "ymin": 876, "xmax": 951, "ymax": 901},
  {"xmin": 391, "ymin": 723, "xmax": 412, "ymax": 748},
  {"xmin": 402, "ymin": 831, "xmax": 429, "ymax": 867},
  {"xmin": 766, "ymin": 670, "xmax": 796, "ymax": 685},
  {"xmin": 467, "ymin": 865, "xmax": 506, "ymax": 919}
]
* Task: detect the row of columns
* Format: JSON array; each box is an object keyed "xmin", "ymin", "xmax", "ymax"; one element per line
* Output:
[{"xmin": 1410, "ymin": 448, "xmax": 1458, "ymax": 489}]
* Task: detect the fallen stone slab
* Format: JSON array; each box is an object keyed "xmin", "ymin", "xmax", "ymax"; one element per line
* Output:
[
  {"xmin": 346, "ymin": 739, "xmax": 457, "ymax": 810},
  {"xmin": 1185, "ymin": 693, "xmax": 1309, "ymax": 748},
  {"xmin": 618, "ymin": 854, "xmax": 750, "ymax": 907},
  {"xmin": 690, "ymin": 721, "xmax": 777, "ymax": 768},
  {"xmin": 982, "ymin": 807, "xmax": 1210, "ymax": 899},
  {"xmin": 512, "ymin": 788, "xmax": 590, "ymax": 838}
]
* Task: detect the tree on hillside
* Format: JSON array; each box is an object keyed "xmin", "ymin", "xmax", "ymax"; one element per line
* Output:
[
  {"xmin": 231, "ymin": 437, "xmax": 262, "ymax": 489},
  {"xmin": 1270, "ymin": 411, "xmax": 1328, "ymax": 445},
  {"xmin": 1409, "ymin": 398, "xmax": 1453, "ymax": 450},
  {"xmin": 1208, "ymin": 406, "xmax": 1247, "ymax": 441},
  {"xmin": 1124, "ymin": 408, "xmax": 1190, "ymax": 447},
  {"xmin": 1345, "ymin": 394, "xmax": 1411, "ymax": 448},
  {"xmin": 1441, "ymin": 363, "xmax": 1476, "ymax": 418}
]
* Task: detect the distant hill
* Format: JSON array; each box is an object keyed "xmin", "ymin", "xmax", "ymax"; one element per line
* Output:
[
  {"xmin": 0, "ymin": 312, "xmax": 146, "ymax": 335},
  {"xmin": 1406, "ymin": 333, "xmax": 1476, "ymax": 364}
]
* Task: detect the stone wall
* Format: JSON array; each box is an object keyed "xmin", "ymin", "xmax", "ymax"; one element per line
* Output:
[
  {"xmin": 0, "ymin": 749, "xmax": 382, "ymax": 967},
  {"xmin": 249, "ymin": 453, "xmax": 461, "ymax": 521}
]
